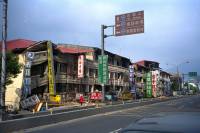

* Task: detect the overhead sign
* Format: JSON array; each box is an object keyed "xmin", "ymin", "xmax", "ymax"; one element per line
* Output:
[
  {"xmin": 98, "ymin": 55, "xmax": 108, "ymax": 84},
  {"xmin": 115, "ymin": 11, "xmax": 144, "ymax": 36},
  {"xmin": 78, "ymin": 55, "xmax": 84, "ymax": 78},
  {"xmin": 188, "ymin": 72, "xmax": 197, "ymax": 77}
]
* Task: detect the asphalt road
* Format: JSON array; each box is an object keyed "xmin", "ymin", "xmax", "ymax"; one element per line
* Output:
[{"xmin": 22, "ymin": 95, "xmax": 200, "ymax": 133}]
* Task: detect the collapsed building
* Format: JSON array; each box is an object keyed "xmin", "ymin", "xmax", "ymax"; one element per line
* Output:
[{"xmin": 4, "ymin": 39, "xmax": 131, "ymax": 111}]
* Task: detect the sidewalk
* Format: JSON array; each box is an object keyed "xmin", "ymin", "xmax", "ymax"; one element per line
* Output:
[{"xmin": 6, "ymin": 95, "xmax": 183, "ymax": 120}]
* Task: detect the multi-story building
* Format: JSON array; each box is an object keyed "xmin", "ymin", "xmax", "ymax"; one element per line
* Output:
[
  {"xmin": 133, "ymin": 63, "xmax": 149, "ymax": 98},
  {"xmin": 57, "ymin": 44, "xmax": 131, "ymax": 97},
  {"xmin": 160, "ymin": 70, "xmax": 171, "ymax": 96},
  {"xmin": 4, "ymin": 39, "xmax": 131, "ymax": 111},
  {"xmin": 134, "ymin": 60, "xmax": 160, "ymax": 98}
]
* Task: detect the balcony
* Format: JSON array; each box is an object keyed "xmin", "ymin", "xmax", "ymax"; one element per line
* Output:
[
  {"xmin": 135, "ymin": 72, "xmax": 144, "ymax": 77},
  {"xmin": 31, "ymin": 51, "xmax": 47, "ymax": 65},
  {"xmin": 135, "ymin": 82, "xmax": 145, "ymax": 88},
  {"xmin": 31, "ymin": 75, "xmax": 48, "ymax": 88},
  {"xmin": 31, "ymin": 72, "xmax": 130, "ymax": 89},
  {"xmin": 86, "ymin": 60, "xmax": 129, "ymax": 73}
]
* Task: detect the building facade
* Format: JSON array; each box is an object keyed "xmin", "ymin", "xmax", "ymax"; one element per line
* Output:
[{"xmin": 5, "ymin": 39, "xmax": 131, "ymax": 111}]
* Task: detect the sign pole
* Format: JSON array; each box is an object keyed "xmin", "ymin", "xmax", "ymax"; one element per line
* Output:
[{"xmin": 101, "ymin": 25, "xmax": 105, "ymax": 102}]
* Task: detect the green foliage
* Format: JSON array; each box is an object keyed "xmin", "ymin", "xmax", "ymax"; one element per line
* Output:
[
  {"xmin": 189, "ymin": 84, "xmax": 198, "ymax": 93},
  {"xmin": 0, "ymin": 52, "xmax": 22, "ymax": 85},
  {"xmin": 171, "ymin": 80, "xmax": 179, "ymax": 91}
]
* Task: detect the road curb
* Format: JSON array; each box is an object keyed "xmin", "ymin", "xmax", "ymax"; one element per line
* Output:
[{"xmin": 0, "ymin": 96, "xmax": 187, "ymax": 133}]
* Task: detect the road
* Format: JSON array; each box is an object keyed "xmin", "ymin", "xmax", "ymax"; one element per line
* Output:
[{"xmin": 22, "ymin": 95, "xmax": 200, "ymax": 133}]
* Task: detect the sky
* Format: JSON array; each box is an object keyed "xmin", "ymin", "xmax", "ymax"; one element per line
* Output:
[{"xmin": 0, "ymin": 0, "xmax": 200, "ymax": 75}]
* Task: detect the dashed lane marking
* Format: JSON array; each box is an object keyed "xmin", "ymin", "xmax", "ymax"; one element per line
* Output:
[{"xmin": 109, "ymin": 128, "xmax": 122, "ymax": 133}]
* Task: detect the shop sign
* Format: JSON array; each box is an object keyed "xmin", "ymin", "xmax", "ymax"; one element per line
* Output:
[
  {"xmin": 26, "ymin": 52, "xmax": 35, "ymax": 60},
  {"xmin": 129, "ymin": 65, "xmax": 134, "ymax": 82},
  {"xmin": 24, "ymin": 78, "xmax": 31, "ymax": 85},
  {"xmin": 146, "ymin": 72, "xmax": 152, "ymax": 97},
  {"xmin": 49, "ymin": 95, "xmax": 61, "ymax": 103},
  {"xmin": 25, "ymin": 61, "xmax": 32, "ymax": 68},
  {"xmin": 25, "ymin": 69, "xmax": 31, "ymax": 76},
  {"xmin": 152, "ymin": 71, "xmax": 157, "ymax": 97},
  {"xmin": 78, "ymin": 55, "xmax": 84, "ymax": 78},
  {"xmin": 98, "ymin": 55, "xmax": 108, "ymax": 84},
  {"xmin": 90, "ymin": 92, "xmax": 102, "ymax": 100},
  {"xmin": 47, "ymin": 41, "xmax": 56, "ymax": 95}
]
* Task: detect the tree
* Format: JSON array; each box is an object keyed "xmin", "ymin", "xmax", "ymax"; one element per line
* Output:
[
  {"xmin": 171, "ymin": 80, "xmax": 179, "ymax": 91},
  {"xmin": 0, "ymin": 52, "xmax": 22, "ymax": 85}
]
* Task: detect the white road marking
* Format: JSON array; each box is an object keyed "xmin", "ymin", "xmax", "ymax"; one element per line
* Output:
[{"xmin": 109, "ymin": 128, "xmax": 122, "ymax": 133}]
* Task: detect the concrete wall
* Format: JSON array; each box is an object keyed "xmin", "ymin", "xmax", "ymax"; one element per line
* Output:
[{"xmin": 5, "ymin": 54, "xmax": 25, "ymax": 111}]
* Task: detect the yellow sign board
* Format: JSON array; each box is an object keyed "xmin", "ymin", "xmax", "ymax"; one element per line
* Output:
[
  {"xmin": 47, "ymin": 41, "xmax": 56, "ymax": 95},
  {"xmin": 49, "ymin": 95, "xmax": 61, "ymax": 103}
]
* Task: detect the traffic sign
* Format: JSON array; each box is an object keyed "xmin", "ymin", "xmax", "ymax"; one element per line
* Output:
[
  {"xmin": 115, "ymin": 11, "xmax": 144, "ymax": 36},
  {"xmin": 98, "ymin": 55, "xmax": 108, "ymax": 84},
  {"xmin": 188, "ymin": 72, "xmax": 197, "ymax": 77}
]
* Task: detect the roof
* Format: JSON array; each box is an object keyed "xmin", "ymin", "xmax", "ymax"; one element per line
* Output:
[
  {"xmin": 134, "ymin": 60, "xmax": 159, "ymax": 67},
  {"xmin": 56, "ymin": 46, "xmax": 94, "ymax": 54},
  {"xmin": 160, "ymin": 70, "xmax": 172, "ymax": 76},
  {"xmin": 0, "ymin": 39, "xmax": 36, "ymax": 51},
  {"xmin": 133, "ymin": 63, "xmax": 148, "ymax": 69},
  {"xmin": 58, "ymin": 44, "xmax": 130, "ymax": 60}
]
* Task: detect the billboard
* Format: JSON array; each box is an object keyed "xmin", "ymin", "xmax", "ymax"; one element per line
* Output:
[
  {"xmin": 146, "ymin": 72, "xmax": 152, "ymax": 98},
  {"xmin": 115, "ymin": 11, "xmax": 144, "ymax": 36},
  {"xmin": 98, "ymin": 55, "xmax": 108, "ymax": 84},
  {"xmin": 47, "ymin": 41, "xmax": 56, "ymax": 95},
  {"xmin": 129, "ymin": 65, "xmax": 136, "ymax": 93},
  {"xmin": 78, "ymin": 55, "xmax": 84, "ymax": 78},
  {"xmin": 151, "ymin": 71, "xmax": 157, "ymax": 98}
]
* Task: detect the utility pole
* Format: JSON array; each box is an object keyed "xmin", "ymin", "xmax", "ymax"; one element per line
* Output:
[
  {"xmin": 100, "ymin": 24, "xmax": 115, "ymax": 102},
  {"xmin": 101, "ymin": 25, "xmax": 105, "ymax": 102},
  {"xmin": 1, "ymin": 0, "xmax": 8, "ymax": 121},
  {"xmin": 176, "ymin": 65, "xmax": 180, "ymax": 91}
]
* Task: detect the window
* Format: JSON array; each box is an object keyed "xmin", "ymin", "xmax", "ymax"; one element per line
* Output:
[{"xmin": 60, "ymin": 63, "xmax": 67, "ymax": 73}]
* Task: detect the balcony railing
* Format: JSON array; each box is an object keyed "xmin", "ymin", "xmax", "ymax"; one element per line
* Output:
[
  {"xmin": 31, "ymin": 73, "xmax": 129, "ymax": 89},
  {"xmin": 86, "ymin": 60, "xmax": 129, "ymax": 73}
]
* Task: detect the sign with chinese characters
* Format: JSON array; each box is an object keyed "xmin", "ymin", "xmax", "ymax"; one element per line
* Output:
[
  {"xmin": 146, "ymin": 72, "xmax": 152, "ymax": 98},
  {"xmin": 23, "ymin": 52, "xmax": 34, "ymax": 97},
  {"xmin": 98, "ymin": 55, "xmax": 108, "ymax": 84},
  {"xmin": 151, "ymin": 71, "xmax": 157, "ymax": 98},
  {"xmin": 129, "ymin": 65, "xmax": 136, "ymax": 93},
  {"xmin": 78, "ymin": 55, "xmax": 84, "ymax": 78},
  {"xmin": 20, "ymin": 95, "xmax": 40, "ymax": 109},
  {"xmin": 90, "ymin": 92, "xmax": 102, "ymax": 100},
  {"xmin": 47, "ymin": 41, "xmax": 56, "ymax": 96},
  {"xmin": 115, "ymin": 11, "xmax": 144, "ymax": 36}
]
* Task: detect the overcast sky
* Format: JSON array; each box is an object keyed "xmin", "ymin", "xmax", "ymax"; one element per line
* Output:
[{"xmin": 0, "ymin": 0, "xmax": 200, "ymax": 74}]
